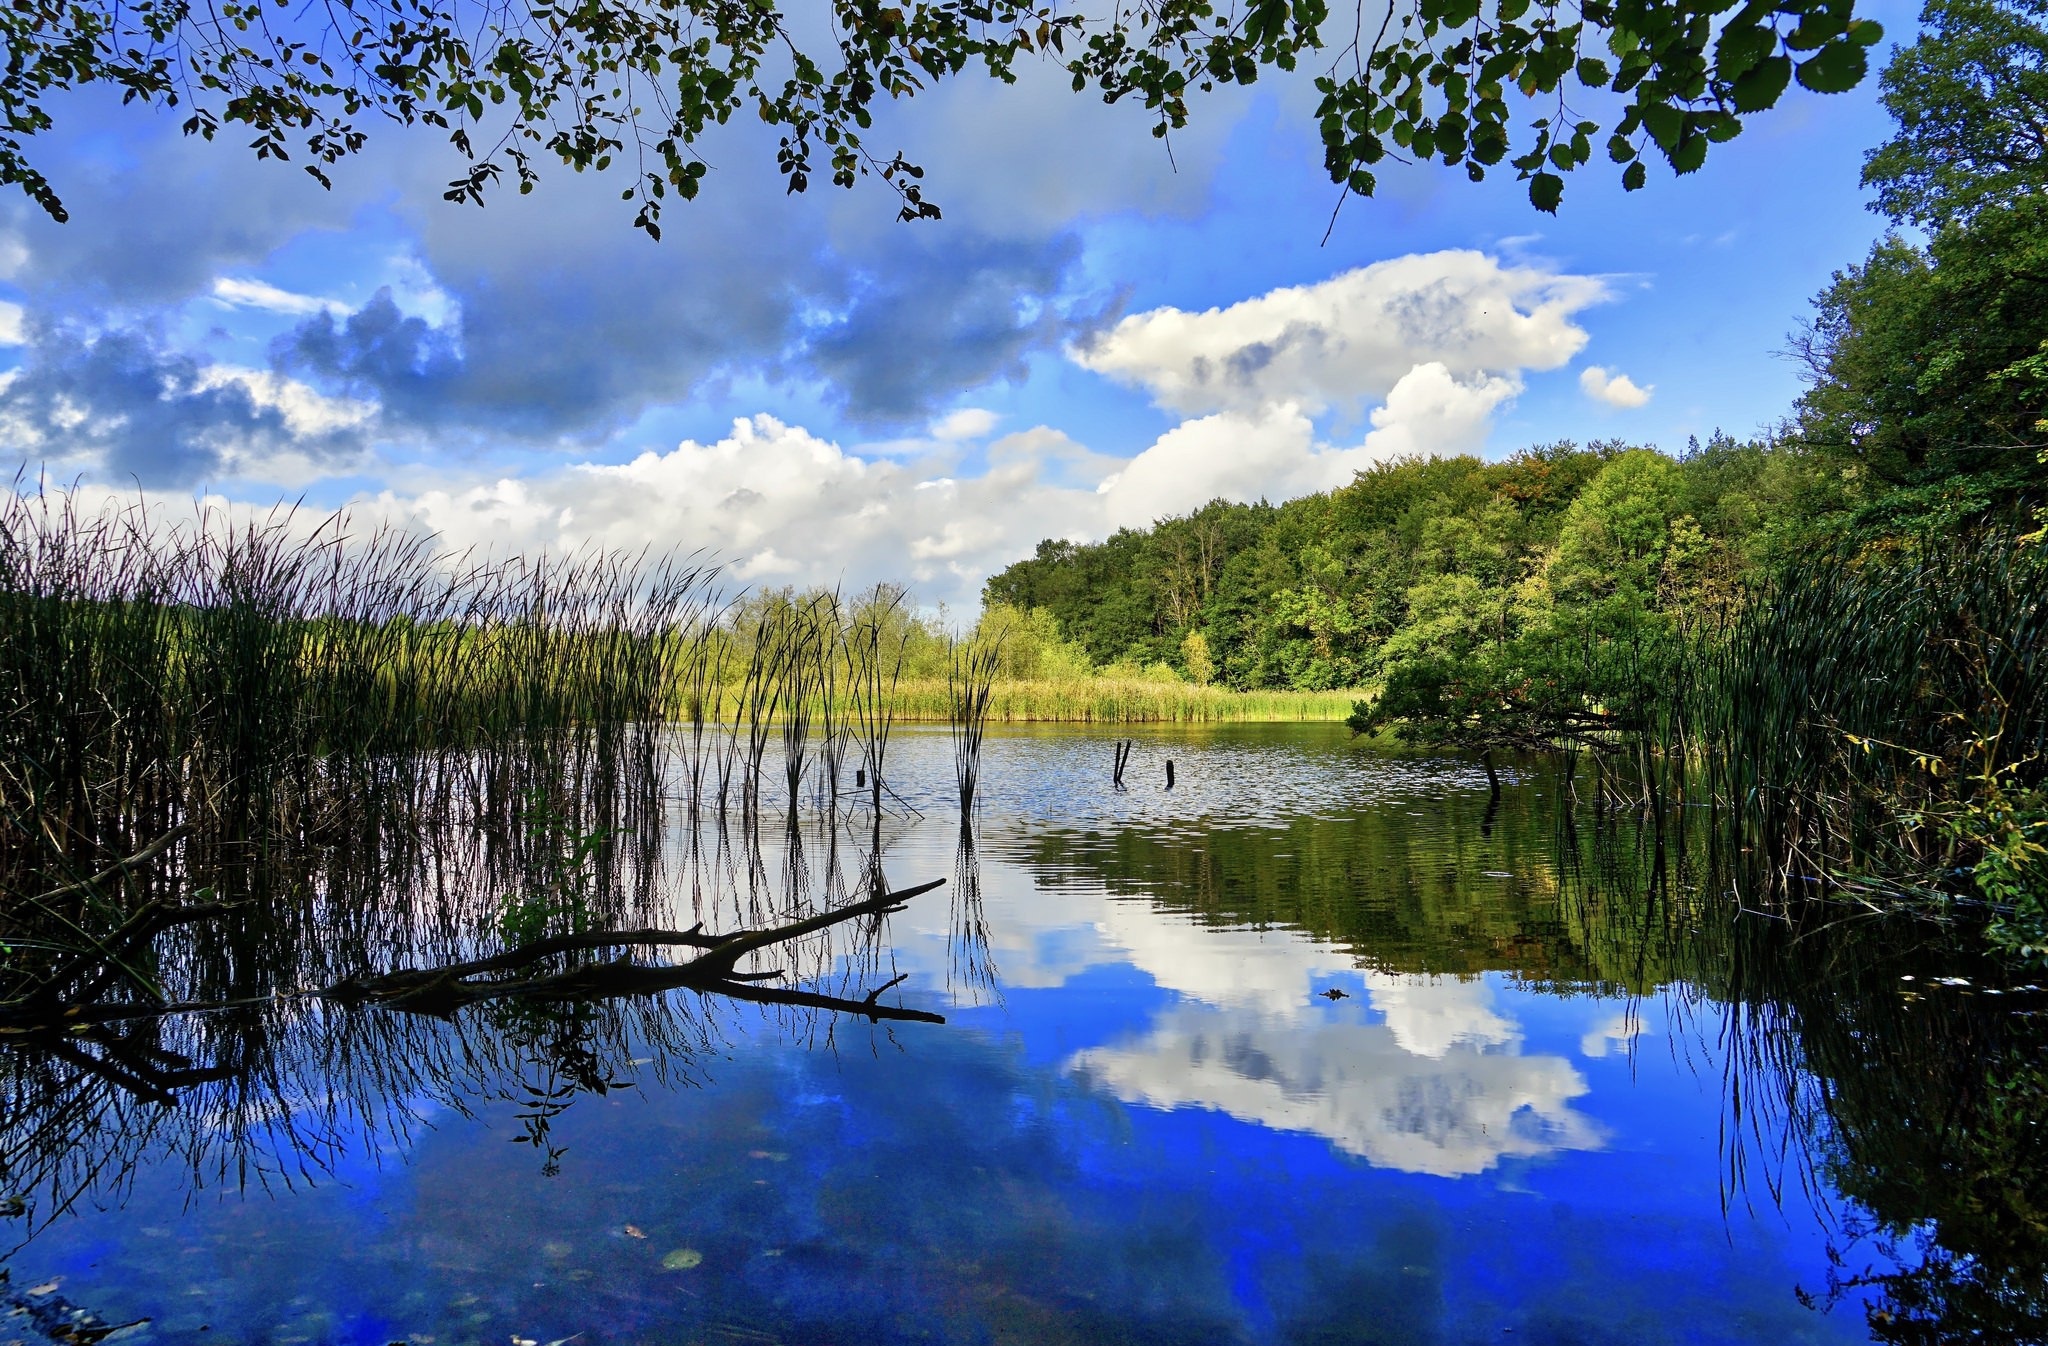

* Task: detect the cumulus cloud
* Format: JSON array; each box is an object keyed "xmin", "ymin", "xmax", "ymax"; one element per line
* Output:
[
  {"xmin": 1074, "ymin": 251, "xmax": 1607, "ymax": 417},
  {"xmin": 367, "ymin": 415, "xmax": 1113, "ymax": 603},
  {"xmin": 1072, "ymin": 1003, "xmax": 1603, "ymax": 1176},
  {"xmin": 1579, "ymin": 365, "xmax": 1653, "ymax": 409},
  {"xmin": 0, "ymin": 322, "xmax": 369, "ymax": 487},
  {"xmin": 792, "ymin": 231, "xmax": 1087, "ymax": 424},
  {"xmin": 883, "ymin": 845, "xmax": 1605, "ymax": 1176},
  {"xmin": 7, "ymin": 92, "xmax": 1105, "ymax": 447},
  {"xmin": 930, "ymin": 407, "xmax": 1000, "ymax": 441},
  {"xmin": 1359, "ymin": 363, "xmax": 1520, "ymax": 460},
  {"xmin": 264, "ymin": 204, "xmax": 1088, "ymax": 440},
  {"xmin": 1059, "ymin": 253, "xmax": 1614, "ymax": 523}
]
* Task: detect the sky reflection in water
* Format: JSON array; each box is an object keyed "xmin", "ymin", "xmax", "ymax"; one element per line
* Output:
[{"xmin": 5, "ymin": 726, "xmax": 1889, "ymax": 1344}]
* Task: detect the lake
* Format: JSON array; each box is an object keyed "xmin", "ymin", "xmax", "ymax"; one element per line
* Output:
[{"xmin": 4, "ymin": 724, "xmax": 2042, "ymax": 1345}]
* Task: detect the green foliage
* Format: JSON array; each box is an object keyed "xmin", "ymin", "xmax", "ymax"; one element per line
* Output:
[
  {"xmin": 1789, "ymin": 199, "xmax": 2048, "ymax": 512},
  {"xmin": 497, "ymin": 792, "xmax": 613, "ymax": 949},
  {"xmin": 1971, "ymin": 782, "xmax": 2048, "ymax": 965},
  {"xmin": 0, "ymin": 0, "xmax": 1881, "ymax": 233},
  {"xmin": 973, "ymin": 603, "xmax": 1095, "ymax": 681},
  {"xmin": 1701, "ymin": 527, "xmax": 2047, "ymax": 911},
  {"xmin": 988, "ymin": 438, "xmax": 1823, "ymax": 756},
  {"xmin": 1862, "ymin": 0, "xmax": 2048, "ymax": 232}
]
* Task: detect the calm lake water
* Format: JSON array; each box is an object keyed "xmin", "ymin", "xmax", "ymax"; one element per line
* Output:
[{"xmin": 4, "ymin": 724, "xmax": 2043, "ymax": 1344}]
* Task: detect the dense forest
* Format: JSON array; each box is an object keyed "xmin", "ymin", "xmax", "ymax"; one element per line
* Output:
[{"xmin": 984, "ymin": 434, "xmax": 1840, "ymax": 691}]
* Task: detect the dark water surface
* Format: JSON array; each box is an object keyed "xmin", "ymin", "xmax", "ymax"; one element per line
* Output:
[{"xmin": 5, "ymin": 725, "xmax": 2043, "ymax": 1344}]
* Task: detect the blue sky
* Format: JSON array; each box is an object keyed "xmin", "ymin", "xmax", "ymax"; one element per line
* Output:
[{"xmin": 0, "ymin": 3, "xmax": 1919, "ymax": 606}]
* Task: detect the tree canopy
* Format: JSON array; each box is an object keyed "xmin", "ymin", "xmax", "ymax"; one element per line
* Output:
[
  {"xmin": 1862, "ymin": 0, "xmax": 2048, "ymax": 231},
  {"xmin": 1, "ymin": 0, "xmax": 1884, "ymax": 234},
  {"xmin": 1789, "ymin": 0, "xmax": 2048, "ymax": 524}
]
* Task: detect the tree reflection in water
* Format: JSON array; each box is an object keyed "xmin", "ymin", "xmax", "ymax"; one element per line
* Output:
[{"xmin": 994, "ymin": 776, "xmax": 2048, "ymax": 1344}]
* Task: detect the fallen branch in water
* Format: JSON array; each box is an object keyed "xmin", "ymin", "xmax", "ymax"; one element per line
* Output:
[
  {"xmin": 1, "ymin": 878, "xmax": 948, "ymax": 1036},
  {"xmin": 317, "ymin": 877, "xmax": 947, "ymax": 1019}
]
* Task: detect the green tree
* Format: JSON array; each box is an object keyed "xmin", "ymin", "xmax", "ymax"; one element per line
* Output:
[
  {"xmin": 1547, "ymin": 448, "xmax": 1680, "ymax": 603},
  {"xmin": 1786, "ymin": 0, "xmax": 2048, "ymax": 526},
  {"xmin": 1862, "ymin": 0, "xmax": 2048, "ymax": 231},
  {"xmin": 1180, "ymin": 629, "xmax": 1215, "ymax": 685},
  {"xmin": 2, "ymin": 0, "xmax": 1886, "ymax": 232},
  {"xmin": 1789, "ymin": 200, "xmax": 2048, "ymax": 518}
]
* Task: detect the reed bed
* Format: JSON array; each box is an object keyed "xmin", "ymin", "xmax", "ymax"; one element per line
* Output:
[
  {"xmin": 1694, "ymin": 527, "xmax": 2046, "ymax": 907},
  {"xmin": 0, "ymin": 493, "xmax": 716, "ymax": 887},
  {"xmin": 882, "ymin": 679, "xmax": 1365, "ymax": 723}
]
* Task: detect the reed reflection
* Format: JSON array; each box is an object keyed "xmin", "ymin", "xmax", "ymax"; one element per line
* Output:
[{"xmin": 1, "ymin": 797, "xmax": 960, "ymax": 1262}]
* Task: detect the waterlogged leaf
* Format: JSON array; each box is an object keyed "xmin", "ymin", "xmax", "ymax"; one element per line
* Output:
[
  {"xmin": 661, "ymin": 1247, "xmax": 704, "ymax": 1270},
  {"xmin": 623, "ymin": 1224, "xmax": 647, "ymax": 1239},
  {"xmin": 1730, "ymin": 55, "xmax": 1791, "ymax": 112},
  {"xmin": 1796, "ymin": 41, "xmax": 1866, "ymax": 94},
  {"xmin": 1528, "ymin": 171, "xmax": 1563, "ymax": 213},
  {"xmin": 29, "ymin": 1279, "xmax": 61, "ymax": 1296}
]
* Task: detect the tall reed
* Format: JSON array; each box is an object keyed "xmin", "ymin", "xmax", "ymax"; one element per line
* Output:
[
  {"xmin": 948, "ymin": 632, "xmax": 1002, "ymax": 814},
  {"xmin": 1694, "ymin": 528, "xmax": 2046, "ymax": 903}
]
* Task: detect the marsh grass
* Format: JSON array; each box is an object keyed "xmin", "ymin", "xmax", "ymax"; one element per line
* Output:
[
  {"xmin": 1694, "ymin": 528, "xmax": 2047, "ymax": 910},
  {"xmin": 0, "ymin": 492, "xmax": 724, "ymax": 989},
  {"xmin": 883, "ymin": 679, "xmax": 1364, "ymax": 723}
]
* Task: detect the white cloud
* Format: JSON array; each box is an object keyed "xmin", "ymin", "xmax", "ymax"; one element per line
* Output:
[
  {"xmin": 1090, "ymin": 363, "xmax": 1521, "ymax": 529},
  {"xmin": 930, "ymin": 407, "xmax": 1000, "ymax": 441},
  {"xmin": 16, "ymin": 248, "xmax": 1638, "ymax": 605},
  {"xmin": 0, "ymin": 300, "xmax": 23, "ymax": 345},
  {"xmin": 372, "ymin": 414, "xmax": 1113, "ymax": 607},
  {"xmin": 1098, "ymin": 403, "xmax": 1337, "ymax": 529},
  {"xmin": 1073, "ymin": 250, "xmax": 1607, "ymax": 417},
  {"xmin": 1071, "ymin": 1003, "xmax": 1603, "ymax": 1176},
  {"xmin": 211, "ymin": 277, "xmax": 336, "ymax": 316},
  {"xmin": 196, "ymin": 366, "xmax": 377, "ymax": 438},
  {"xmin": 1580, "ymin": 1008, "xmax": 1645, "ymax": 1058},
  {"xmin": 1360, "ymin": 362, "xmax": 1520, "ymax": 461},
  {"xmin": 1579, "ymin": 365, "xmax": 1654, "ymax": 409}
]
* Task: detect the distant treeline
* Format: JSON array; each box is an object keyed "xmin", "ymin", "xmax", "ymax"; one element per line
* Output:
[{"xmin": 983, "ymin": 435, "xmax": 1840, "ymax": 692}]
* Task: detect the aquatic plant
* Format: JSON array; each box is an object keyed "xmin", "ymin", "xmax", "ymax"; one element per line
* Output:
[
  {"xmin": 948, "ymin": 631, "xmax": 1002, "ymax": 814},
  {"xmin": 1695, "ymin": 526, "xmax": 2047, "ymax": 917}
]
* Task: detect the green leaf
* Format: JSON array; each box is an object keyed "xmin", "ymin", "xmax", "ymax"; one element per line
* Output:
[
  {"xmin": 1575, "ymin": 57, "xmax": 1610, "ymax": 87},
  {"xmin": 1622, "ymin": 160, "xmax": 1647, "ymax": 191},
  {"xmin": 1730, "ymin": 55, "xmax": 1791, "ymax": 112},
  {"xmin": 1713, "ymin": 23, "xmax": 1774, "ymax": 77},
  {"xmin": 1640, "ymin": 103, "xmax": 1682, "ymax": 151},
  {"xmin": 1845, "ymin": 19, "xmax": 1884, "ymax": 46},
  {"xmin": 1796, "ymin": 41, "xmax": 1866, "ymax": 95},
  {"xmin": 1669, "ymin": 133, "xmax": 1708, "ymax": 175},
  {"xmin": 1787, "ymin": 8, "xmax": 1849, "ymax": 51},
  {"xmin": 1528, "ymin": 170, "xmax": 1563, "ymax": 213}
]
